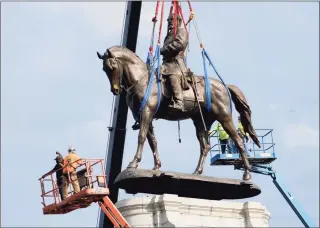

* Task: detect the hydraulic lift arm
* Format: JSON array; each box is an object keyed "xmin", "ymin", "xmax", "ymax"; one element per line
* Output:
[
  {"xmin": 99, "ymin": 196, "xmax": 130, "ymax": 228},
  {"xmin": 272, "ymin": 176, "xmax": 316, "ymax": 228},
  {"xmin": 237, "ymin": 164, "xmax": 317, "ymax": 228}
]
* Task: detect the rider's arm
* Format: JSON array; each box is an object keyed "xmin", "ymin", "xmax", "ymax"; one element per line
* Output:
[{"xmin": 161, "ymin": 28, "xmax": 188, "ymax": 56}]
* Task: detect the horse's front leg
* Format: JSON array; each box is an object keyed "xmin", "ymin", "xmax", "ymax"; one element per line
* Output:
[
  {"xmin": 147, "ymin": 123, "xmax": 161, "ymax": 170},
  {"xmin": 127, "ymin": 107, "xmax": 153, "ymax": 169},
  {"xmin": 192, "ymin": 119, "xmax": 211, "ymax": 175}
]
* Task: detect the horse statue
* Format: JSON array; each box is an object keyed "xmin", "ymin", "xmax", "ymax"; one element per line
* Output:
[{"xmin": 97, "ymin": 45, "xmax": 261, "ymax": 181}]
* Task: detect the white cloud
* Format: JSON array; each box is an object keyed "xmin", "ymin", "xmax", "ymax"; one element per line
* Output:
[{"xmin": 283, "ymin": 123, "xmax": 319, "ymax": 148}]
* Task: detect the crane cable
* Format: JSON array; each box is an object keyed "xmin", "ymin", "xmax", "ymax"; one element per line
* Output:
[
  {"xmin": 147, "ymin": 0, "xmax": 160, "ymax": 67},
  {"xmin": 185, "ymin": 0, "xmax": 233, "ymax": 116},
  {"xmin": 137, "ymin": 0, "xmax": 165, "ymax": 117},
  {"xmin": 96, "ymin": 1, "xmax": 128, "ymax": 227}
]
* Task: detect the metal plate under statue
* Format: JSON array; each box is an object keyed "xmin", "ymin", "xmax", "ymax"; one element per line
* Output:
[{"xmin": 115, "ymin": 168, "xmax": 261, "ymax": 200}]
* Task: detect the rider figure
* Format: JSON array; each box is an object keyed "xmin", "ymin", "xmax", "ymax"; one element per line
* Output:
[
  {"xmin": 160, "ymin": 13, "xmax": 189, "ymax": 111},
  {"xmin": 132, "ymin": 12, "xmax": 189, "ymax": 130}
]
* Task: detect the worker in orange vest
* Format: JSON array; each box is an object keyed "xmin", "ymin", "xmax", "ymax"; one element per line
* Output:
[{"xmin": 61, "ymin": 146, "xmax": 83, "ymax": 200}]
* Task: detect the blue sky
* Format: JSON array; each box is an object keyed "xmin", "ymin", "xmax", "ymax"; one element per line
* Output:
[{"xmin": 1, "ymin": 2, "xmax": 319, "ymax": 227}]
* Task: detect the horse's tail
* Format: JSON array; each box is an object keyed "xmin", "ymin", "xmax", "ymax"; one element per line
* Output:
[{"xmin": 227, "ymin": 85, "xmax": 261, "ymax": 148}]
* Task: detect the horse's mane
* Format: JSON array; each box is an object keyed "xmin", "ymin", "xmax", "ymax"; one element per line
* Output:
[{"xmin": 108, "ymin": 45, "xmax": 144, "ymax": 65}]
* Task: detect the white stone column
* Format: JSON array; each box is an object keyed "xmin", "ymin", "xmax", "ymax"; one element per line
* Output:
[{"xmin": 115, "ymin": 194, "xmax": 270, "ymax": 227}]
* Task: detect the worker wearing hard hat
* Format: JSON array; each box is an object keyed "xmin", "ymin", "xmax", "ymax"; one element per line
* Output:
[
  {"xmin": 209, "ymin": 122, "xmax": 233, "ymax": 154},
  {"xmin": 61, "ymin": 146, "xmax": 83, "ymax": 200},
  {"xmin": 42, "ymin": 151, "xmax": 64, "ymax": 200},
  {"xmin": 237, "ymin": 116, "xmax": 250, "ymax": 157}
]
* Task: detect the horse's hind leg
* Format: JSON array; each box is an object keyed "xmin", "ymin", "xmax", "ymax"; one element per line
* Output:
[
  {"xmin": 147, "ymin": 123, "xmax": 161, "ymax": 170},
  {"xmin": 127, "ymin": 107, "xmax": 153, "ymax": 169},
  {"xmin": 220, "ymin": 118, "xmax": 252, "ymax": 180},
  {"xmin": 192, "ymin": 119, "xmax": 211, "ymax": 175}
]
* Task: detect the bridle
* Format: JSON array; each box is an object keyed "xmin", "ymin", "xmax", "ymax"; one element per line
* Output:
[{"xmin": 106, "ymin": 56, "xmax": 149, "ymax": 93}]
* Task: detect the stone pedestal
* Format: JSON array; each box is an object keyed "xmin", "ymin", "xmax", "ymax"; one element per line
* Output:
[{"xmin": 115, "ymin": 194, "xmax": 270, "ymax": 227}]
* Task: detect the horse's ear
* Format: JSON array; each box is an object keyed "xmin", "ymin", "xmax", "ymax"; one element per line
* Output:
[
  {"xmin": 107, "ymin": 49, "xmax": 115, "ymax": 58},
  {"xmin": 97, "ymin": 52, "xmax": 104, "ymax": 60}
]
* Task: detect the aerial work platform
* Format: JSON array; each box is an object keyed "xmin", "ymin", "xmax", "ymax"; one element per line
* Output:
[
  {"xmin": 42, "ymin": 188, "xmax": 109, "ymax": 214},
  {"xmin": 39, "ymin": 158, "xmax": 130, "ymax": 228},
  {"xmin": 209, "ymin": 129, "xmax": 277, "ymax": 166}
]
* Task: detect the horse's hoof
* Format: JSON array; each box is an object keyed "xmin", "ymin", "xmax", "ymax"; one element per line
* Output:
[
  {"xmin": 127, "ymin": 161, "xmax": 138, "ymax": 169},
  {"xmin": 192, "ymin": 169, "xmax": 203, "ymax": 175},
  {"xmin": 242, "ymin": 171, "xmax": 251, "ymax": 181},
  {"xmin": 152, "ymin": 163, "xmax": 161, "ymax": 170}
]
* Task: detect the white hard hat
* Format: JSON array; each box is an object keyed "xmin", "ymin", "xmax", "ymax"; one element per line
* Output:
[{"xmin": 68, "ymin": 146, "xmax": 76, "ymax": 152}]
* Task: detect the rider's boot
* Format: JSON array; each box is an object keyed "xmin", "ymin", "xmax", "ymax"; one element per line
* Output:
[
  {"xmin": 132, "ymin": 121, "xmax": 140, "ymax": 130},
  {"xmin": 168, "ymin": 75, "xmax": 184, "ymax": 111}
]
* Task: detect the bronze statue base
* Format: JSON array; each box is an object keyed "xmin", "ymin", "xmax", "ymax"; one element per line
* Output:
[{"xmin": 114, "ymin": 168, "xmax": 261, "ymax": 200}]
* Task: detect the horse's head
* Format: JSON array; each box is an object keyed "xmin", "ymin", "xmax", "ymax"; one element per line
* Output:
[{"xmin": 97, "ymin": 49, "xmax": 123, "ymax": 96}]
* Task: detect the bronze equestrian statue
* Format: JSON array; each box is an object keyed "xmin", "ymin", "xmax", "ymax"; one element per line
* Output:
[{"xmin": 97, "ymin": 15, "xmax": 261, "ymax": 181}]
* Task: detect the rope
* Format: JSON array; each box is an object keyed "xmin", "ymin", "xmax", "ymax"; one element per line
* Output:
[
  {"xmin": 191, "ymin": 74, "xmax": 208, "ymax": 132},
  {"xmin": 154, "ymin": 0, "xmax": 165, "ymax": 113},
  {"xmin": 96, "ymin": 2, "xmax": 127, "ymax": 227},
  {"xmin": 138, "ymin": 0, "xmax": 165, "ymax": 118},
  {"xmin": 139, "ymin": 45, "xmax": 161, "ymax": 115},
  {"xmin": 187, "ymin": 0, "xmax": 192, "ymax": 13},
  {"xmin": 146, "ymin": 1, "xmax": 159, "ymax": 67},
  {"xmin": 177, "ymin": 2, "xmax": 189, "ymax": 36},
  {"xmin": 192, "ymin": 16, "xmax": 202, "ymax": 48},
  {"xmin": 185, "ymin": 2, "xmax": 232, "ymax": 114},
  {"xmin": 155, "ymin": 46, "xmax": 162, "ymax": 113},
  {"xmin": 201, "ymin": 49, "xmax": 211, "ymax": 112},
  {"xmin": 152, "ymin": 1, "xmax": 160, "ymax": 44},
  {"xmin": 203, "ymin": 49, "xmax": 233, "ymax": 113},
  {"xmin": 173, "ymin": 1, "xmax": 178, "ymax": 39},
  {"xmin": 178, "ymin": 0, "xmax": 191, "ymax": 143},
  {"xmin": 178, "ymin": 120, "xmax": 181, "ymax": 143},
  {"xmin": 157, "ymin": 0, "xmax": 165, "ymax": 44}
]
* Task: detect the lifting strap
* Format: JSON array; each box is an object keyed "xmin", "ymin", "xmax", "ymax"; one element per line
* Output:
[
  {"xmin": 183, "ymin": 0, "xmax": 232, "ymax": 114},
  {"xmin": 98, "ymin": 196, "xmax": 130, "ymax": 228},
  {"xmin": 137, "ymin": 0, "xmax": 165, "ymax": 120}
]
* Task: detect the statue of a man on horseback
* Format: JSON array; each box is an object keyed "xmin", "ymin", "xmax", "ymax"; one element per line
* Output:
[
  {"xmin": 97, "ymin": 27, "xmax": 262, "ymax": 181},
  {"xmin": 160, "ymin": 13, "xmax": 189, "ymax": 111}
]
